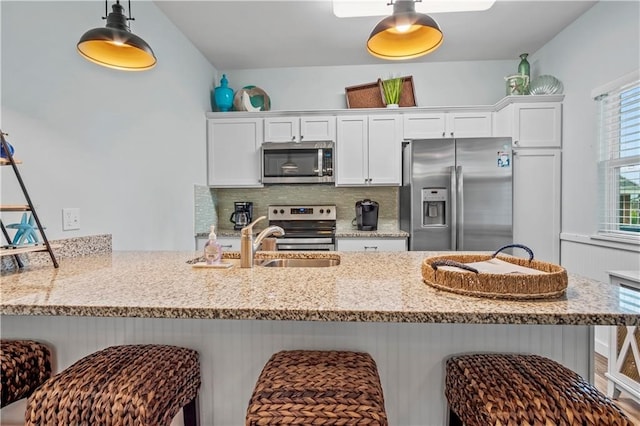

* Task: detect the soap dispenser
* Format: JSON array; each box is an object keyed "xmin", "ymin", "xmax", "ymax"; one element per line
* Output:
[{"xmin": 203, "ymin": 225, "xmax": 222, "ymax": 264}]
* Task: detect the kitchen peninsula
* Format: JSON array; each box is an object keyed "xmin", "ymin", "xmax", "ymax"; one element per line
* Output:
[{"xmin": 2, "ymin": 251, "xmax": 638, "ymax": 425}]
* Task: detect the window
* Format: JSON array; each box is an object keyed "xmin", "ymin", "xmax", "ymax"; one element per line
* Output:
[{"xmin": 595, "ymin": 71, "xmax": 640, "ymax": 239}]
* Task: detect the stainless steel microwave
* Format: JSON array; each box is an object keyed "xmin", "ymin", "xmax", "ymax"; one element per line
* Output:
[{"xmin": 261, "ymin": 141, "xmax": 334, "ymax": 184}]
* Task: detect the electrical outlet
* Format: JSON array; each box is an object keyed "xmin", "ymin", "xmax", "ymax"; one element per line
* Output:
[{"xmin": 62, "ymin": 208, "xmax": 80, "ymax": 231}]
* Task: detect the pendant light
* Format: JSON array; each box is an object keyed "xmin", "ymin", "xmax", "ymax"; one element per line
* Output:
[
  {"xmin": 77, "ymin": 0, "xmax": 156, "ymax": 71},
  {"xmin": 367, "ymin": 0, "xmax": 443, "ymax": 61}
]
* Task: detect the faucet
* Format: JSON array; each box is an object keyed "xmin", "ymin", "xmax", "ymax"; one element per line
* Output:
[{"xmin": 240, "ymin": 216, "xmax": 285, "ymax": 268}]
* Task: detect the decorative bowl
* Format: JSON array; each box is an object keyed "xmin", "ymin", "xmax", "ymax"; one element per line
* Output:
[
  {"xmin": 529, "ymin": 75, "xmax": 564, "ymax": 95},
  {"xmin": 233, "ymin": 86, "xmax": 271, "ymax": 112}
]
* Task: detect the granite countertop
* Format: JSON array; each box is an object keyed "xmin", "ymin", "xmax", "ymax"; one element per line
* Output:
[{"xmin": 1, "ymin": 251, "xmax": 637, "ymax": 325}]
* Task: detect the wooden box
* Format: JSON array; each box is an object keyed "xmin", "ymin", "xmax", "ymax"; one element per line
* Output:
[{"xmin": 345, "ymin": 76, "xmax": 416, "ymax": 108}]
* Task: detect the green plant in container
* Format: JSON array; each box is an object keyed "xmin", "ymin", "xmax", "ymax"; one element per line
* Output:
[{"xmin": 381, "ymin": 77, "xmax": 403, "ymax": 107}]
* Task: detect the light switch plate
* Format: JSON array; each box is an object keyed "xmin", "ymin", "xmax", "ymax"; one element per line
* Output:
[{"xmin": 62, "ymin": 208, "xmax": 80, "ymax": 231}]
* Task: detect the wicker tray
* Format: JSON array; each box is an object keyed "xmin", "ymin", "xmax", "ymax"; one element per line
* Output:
[{"xmin": 421, "ymin": 245, "xmax": 568, "ymax": 300}]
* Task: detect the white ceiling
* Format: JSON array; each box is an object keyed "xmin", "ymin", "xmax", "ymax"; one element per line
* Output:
[{"xmin": 153, "ymin": 0, "xmax": 597, "ymax": 70}]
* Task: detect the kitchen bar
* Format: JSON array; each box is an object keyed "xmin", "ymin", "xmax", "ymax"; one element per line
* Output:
[{"xmin": 1, "ymin": 250, "xmax": 637, "ymax": 425}]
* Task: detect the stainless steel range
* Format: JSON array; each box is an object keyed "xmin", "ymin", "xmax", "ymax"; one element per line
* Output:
[{"xmin": 268, "ymin": 204, "xmax": 336, "ymax": 251}]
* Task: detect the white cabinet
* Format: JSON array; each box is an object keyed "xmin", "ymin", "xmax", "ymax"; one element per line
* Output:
[
  {"xmin": 264, "ymin": 116, "xmax": 336, "ymax": 143},
  {"xmin": 495, "ymin": 102, "xmax": 562, "ymax": 148},
  {"xmin": 336, "ymin": 114, "xmax": 402, "ymax": 186},
  {"xmin": 513, "ymin": 149, "xmax": 561, "ymax": 263},
  {"xmin": 403, "ymin": 112, "xmax": 492, "ymax": 139},
  {"xmin": 196, "ymin": 236, "xmax": 240, "ymax": 251},
  {"xmin": 513, "ymin": 103, "xmax": 562, "ymax": 148},
  {"xmin": 337, "ymin": 238, "xmax": 407, "ymax": 252},
  {"xmin": 207, "ymin": 118, "xmax": 263, "ymax": 187}
]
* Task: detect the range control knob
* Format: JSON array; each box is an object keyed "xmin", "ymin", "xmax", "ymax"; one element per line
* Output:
[
  {"xmin": 319, "ymin": 209, "xmax": 324, "ymax": 214},
  {"xmin": 280, "ymin": 209, "xmax": 285, "ymax": 214},
  {"xmin": 326, "ymin": 208, "xmax": 331, "ymax": 214},
  {"xmin": 272, "ymin": 209, "xmax": 278, "ymax": 214}
]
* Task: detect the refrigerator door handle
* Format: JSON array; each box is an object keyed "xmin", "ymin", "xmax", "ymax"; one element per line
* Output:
[
  {"xmin": 457, "ymin": 165, "xmax": 464, "ymax": 250},
  {"xmin": 450, "ymin": 166, "xmax": 457, "ymax": 251}
]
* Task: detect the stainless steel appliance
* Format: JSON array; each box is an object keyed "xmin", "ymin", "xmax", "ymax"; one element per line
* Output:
[
  {"xmin": 355, "ymin": 199, "xmax": 379, "ymax": 231},
  {"xmin": 230, "ymin": 201, "xmax": 253, "ymax": 230},
  {"xmin": 268, "ymin": 204, "xmax": 336, "ymax": 250},
  {"xmin": 262, "ymin": 141, "xmax": 334, "ymax": 184},
  {"xmin": 400, "ymin": 138, "xmax": 513, "ymax": 251}
]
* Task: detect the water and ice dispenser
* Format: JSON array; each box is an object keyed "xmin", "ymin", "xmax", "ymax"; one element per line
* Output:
[{"xmin": 421, "ymin": 188, "xmax": 447, "ymax": 227}]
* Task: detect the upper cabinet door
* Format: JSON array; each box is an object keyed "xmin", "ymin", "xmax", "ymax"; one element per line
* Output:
[
  {"xmin": 403, "ymin": 112, "xmax": 492, "ymax": 139},
  {"xmin": 403, "ymin": 113, "xmax": 446, "ymax": 139},
  {"xmin": 207, "ymin": 118, "xmax": 263, "ymax": 187},
  {"xmin": 445, "ymin": 112, "xmax": 492, "ymax": 138},
  {"xmin": 264, "ymin": 117, "xmax": 300, "ymax": 143},
  {"xmin": 264, "ymin": 116, "xmax": 336, "ymax": 143},
  {"xmin": 336, "ymin": 116, "xmax": 368, "ymax": 185},
  {"xmin": 368, "ymin": 114, "xmax": 402, "ymax": 185},
  {"xmin": 300, "ymin": 116, "xmax": 336, "ymax": 142},
  {"xmin": 512, "ymin": 103, "xmax": 562, "ymax": 148}
]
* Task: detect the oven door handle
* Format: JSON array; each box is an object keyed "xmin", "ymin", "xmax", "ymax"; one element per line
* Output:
[
  {"xmin": 276, "ymin": 237, "xmax": 334, "ymax": 244},
  {"xmin": 276, "ymin": 244, "xmax": 335, "ymax": 251}
]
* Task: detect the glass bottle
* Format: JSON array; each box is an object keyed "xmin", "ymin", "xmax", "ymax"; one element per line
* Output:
[{"xmin": 518, "ymin": 53, "xmax": 530, "ymax": 77}]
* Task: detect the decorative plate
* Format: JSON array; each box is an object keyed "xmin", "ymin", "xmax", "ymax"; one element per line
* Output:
[
  {"xmin": 529, "ymin": 75, "xmax": 564, "ymax": 95},
  {"xmin": 233, "ymin": 86, "xmax": 271, "ymax": 112}
]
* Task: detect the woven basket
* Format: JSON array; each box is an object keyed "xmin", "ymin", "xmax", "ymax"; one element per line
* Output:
[
  {"xmin": 246, "ymin": 350, "xmax": 388, "ymax": 425},
  {"xmin": 0, "ymin": 340, "xmax": 51, "ymax": 407},
  {"xmin": 446, "ymin": 353, "xmax": 632, "ymax": 426},
  {"xmin": 422, "ymin": 245, "xmax": 567, "ymax": 300}
]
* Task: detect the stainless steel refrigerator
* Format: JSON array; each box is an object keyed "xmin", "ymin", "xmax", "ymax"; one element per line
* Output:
[{"xmin": 399, "ymin": 138, "xmax": 513, "ymax": 251}]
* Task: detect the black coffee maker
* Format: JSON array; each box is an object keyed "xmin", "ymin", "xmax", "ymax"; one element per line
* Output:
[
  {"xmin": 355, "ymin": 199, "xmax": 379, "ymax": 231},
  {"xmin": 230, "ymin": 201, "xmax": 253, "ymax": 230}
]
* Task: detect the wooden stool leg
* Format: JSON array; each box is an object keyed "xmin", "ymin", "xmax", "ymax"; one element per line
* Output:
[
  {"xmin": 183, "ymin": 396, "xmax": 199, "ymax": 426},
  {"xmin": 449, "ymin": 408, "xmax": 463, "ymax": 426}
]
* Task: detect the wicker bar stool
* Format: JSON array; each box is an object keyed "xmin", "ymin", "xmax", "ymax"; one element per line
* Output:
[
  {"xmin": 1, "ymin": 339, "xmax": 52, "ymax": 407},
  {"xmin": 246, "ymin": 350, "xmax": 388, "ymax": 425},
  {"xmin": 24, "ymin": 344, "xmax": 201, "ymax": 426},
  {"xmin": 445, "ymin": 353, "xmax": 632, "ymax": 426}
]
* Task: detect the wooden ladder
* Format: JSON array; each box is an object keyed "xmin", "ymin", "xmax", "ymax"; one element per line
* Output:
[{"xmin": 0, "ymin": 130, "xmax": 59, "ymax": 268}]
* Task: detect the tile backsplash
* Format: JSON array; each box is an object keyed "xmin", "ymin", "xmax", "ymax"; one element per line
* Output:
[{"xmin": 195, "ymin": 185, "xmax": 398, "ymax": 233}]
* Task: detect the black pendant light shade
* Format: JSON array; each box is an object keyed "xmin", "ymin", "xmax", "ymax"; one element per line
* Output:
[
  {"xmin": 367, "ymin": 0, "xmax": 443, "ymax": 60},
  {"xmin": 77, "ymin": 1, "xmax": 156, "ymax": 71}
]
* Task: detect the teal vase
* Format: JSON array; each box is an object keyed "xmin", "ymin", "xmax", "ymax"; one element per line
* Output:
[{"xmin": 213, "ymin": 74, "xmax": 234, "ymax": 112}]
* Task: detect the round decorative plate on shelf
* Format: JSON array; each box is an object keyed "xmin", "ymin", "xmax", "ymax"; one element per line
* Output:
[
  {"xmin": 529, "ymin": 75, "xmax": 564, "ymax": 95},
  {"xmin": 233, "ymin": 86, "xmax": 271, "ymax": 112}
]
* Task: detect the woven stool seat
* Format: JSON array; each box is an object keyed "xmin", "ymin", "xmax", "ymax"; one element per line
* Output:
[
  {"xmin": 445, "ymin": 353, "xmax": 632, "ymax": 426},
  {"xmin": 1, "ymin": 339, "xmax": 52, "ymax": 407},
  {"xmin": 246, "ymin": 350, "xmax": 388, "ymax": 426},
  {"xmin": 25, "ymin": 344, "xmax": 200, "ymax": 426}
]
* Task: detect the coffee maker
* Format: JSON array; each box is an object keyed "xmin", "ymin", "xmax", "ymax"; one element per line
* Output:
[
  {"xmin": 230, "ymin": 201, "xmax": 253, "ymax": 230},
  {"xmin": 355, "ymin": 199, "xmax": 379, "ymax": 231}
]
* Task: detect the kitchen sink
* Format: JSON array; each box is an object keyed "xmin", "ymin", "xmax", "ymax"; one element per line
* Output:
[{"xmin": 258, "ymin": 258, "xmax": 340, "ymax": 268}]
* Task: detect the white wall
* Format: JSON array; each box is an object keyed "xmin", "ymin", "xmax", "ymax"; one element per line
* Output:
[
  {"xmin": 1, "ymin": 1, "xmax": 216, "ymax": 250},
  {"xmin": 529, "ymin": 0, "xmax": 640, "ymax": 278},
  {"xmin": 530, "ymin": 1, "xmax": 640, "ymax": 355},
  {"xmin": 223, "ymin": 60, "xmax": 514, "ymax": 110}
]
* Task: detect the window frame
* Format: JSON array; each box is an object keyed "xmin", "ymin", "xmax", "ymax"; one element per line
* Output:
[{"xmin": 593, "ymin": 70, "xmax": 640, "ymax": 242}]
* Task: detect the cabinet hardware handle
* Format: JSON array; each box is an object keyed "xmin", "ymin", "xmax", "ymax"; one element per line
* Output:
[
  {"xmin": 450, "ymin": 132, "xmax": 454, "ymax": 137},
  {"xmin": 364, "ymin": 246, "xmax": 378, "ymax": 251},
  {"xmin": 514, "ymin": 140, "xmax": 519, "ymax": 145},
  {"xmin": 291, "ymin": 136, "xmax": 296, "ymax": 141},
  {"xmin": 221, "ymin": 245, "xmax": 233, "ymax": 249},
  {"xmin": 442, "ymin": 132, "xmax": 445, "ymax": 137},
  {"xmin": 300, "ymin": 135, "xmax": 304, "ymax": 140}
]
